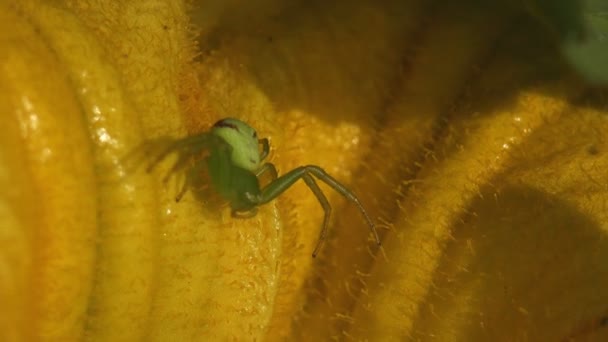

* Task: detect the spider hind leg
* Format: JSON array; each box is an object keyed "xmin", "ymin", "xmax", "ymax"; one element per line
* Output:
[
  {"xmin": 302, "ymin": 174, "xmax": 331, "ymax": 257},
  {"xmin": 258, "ymin": 165, "xmax": 380, "ymax": 257}
]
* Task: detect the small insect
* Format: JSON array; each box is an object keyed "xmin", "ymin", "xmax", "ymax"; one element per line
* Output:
[{"xmin": 146, "ymin": 118, "xmax": 381, "ymax": 257}]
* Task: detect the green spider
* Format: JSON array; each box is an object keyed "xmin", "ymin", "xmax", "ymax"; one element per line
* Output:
[{"xmin": 146, "ymin": 118, "xmax": 381, "ymax": 257}]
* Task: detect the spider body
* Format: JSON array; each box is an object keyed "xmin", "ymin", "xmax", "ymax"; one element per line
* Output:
[{"xmin": 147, "ymin": 118, "xmax": 380, "ymax": 256}]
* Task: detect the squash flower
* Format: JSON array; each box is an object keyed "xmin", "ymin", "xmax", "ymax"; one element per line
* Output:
[{"xmin": 1, "ymin": 0, "xmax": 608, "ymax": 341}]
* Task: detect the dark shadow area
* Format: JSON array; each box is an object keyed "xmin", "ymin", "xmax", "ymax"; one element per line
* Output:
[
  {"xmin": 184, "ymin": 2, "xmax": 608, "ymax": 338},
  {"xmin": 186, "ymin": 0, "xmax": 605, "ymax": 256},
  {"xmin": 412, "ymin": 184, "xmax": 608, "ymax": 341},
  {"xmin": 184, "ymin": 0, "xmax": 607, "ymax": 244},
  {"xmin": 189, "ymin": 0, "xmax": 604, "ymax": 128},
  {"xmin": 124, "ymin": 135, "xmax": 228, "ymax": 219}
]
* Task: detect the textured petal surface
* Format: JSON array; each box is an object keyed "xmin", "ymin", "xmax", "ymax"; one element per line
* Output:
[{"xmin": 1, "ymin": 0, "xmax": 607, "ymax": 341}]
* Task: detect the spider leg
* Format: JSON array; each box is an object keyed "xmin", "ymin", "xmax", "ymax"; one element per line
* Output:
[
  {"xmin": 144, "ymin": 133, "xmax": 222, "ymax": 202},
  {"xmin": 174, "ymin": 179, "xmax": 189, "ymax": 202},
  {"xmin": 175, "ymin": 155, "xmax": 211, "ymax": 202},
  {"xmin": 232, "ymin": 207, "xmax": 258, "ymax": 219},
  {"xmin": 304, "ymin": 166, "xmax": 381, "ymax": 246},
  {"xmin": 258, "ymin": 165, "xmax": 380, "ymax": 256},
  {"xmin": 259, "ymin": 138, "xmax": 271, "ymax": 161},
  {"xmin": 146, "ymin": 141, "xmax": 183, "ymax": 173},
  {"xmin": 256, "ymin": 162, "xmax": 278, "ymax": 180},
  {"xmin": 301, "ymin": 175, "xmax": 331, "ymax": 257},
  {"xmin": 162, "ymin": 152, "xmax": 193, "ymax": 184}
]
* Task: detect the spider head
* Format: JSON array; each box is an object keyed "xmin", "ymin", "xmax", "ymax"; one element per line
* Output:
[{"xmin": 211, "ymin": 118, "xmax": 261, "ymax": 172}]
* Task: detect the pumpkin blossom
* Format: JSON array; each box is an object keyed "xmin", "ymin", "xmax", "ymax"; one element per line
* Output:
[{"xmin": 1, "ymin": 0, "xmax": 607, "ymax": 341}]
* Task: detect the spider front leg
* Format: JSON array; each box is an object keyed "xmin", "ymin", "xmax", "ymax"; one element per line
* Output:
[
  {"xmin": 258, "ymin": 165, "xmax": 381, "ymax": 257},
  {"xmin": 145, "ymin": 133, "xmax": 223, "ymax": 202},
  {"xmin": 259, "ymin": 138, "xmax": 271, "ymax": 161},
  {"xmin": 174, "ymin": 156, "xmax": 209, "ymax": 203}
]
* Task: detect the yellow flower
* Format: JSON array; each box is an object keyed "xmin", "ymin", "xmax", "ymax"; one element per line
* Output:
[{"xmin": 2, "ymin": 0, "xmax": 607, "ymax": 341}]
